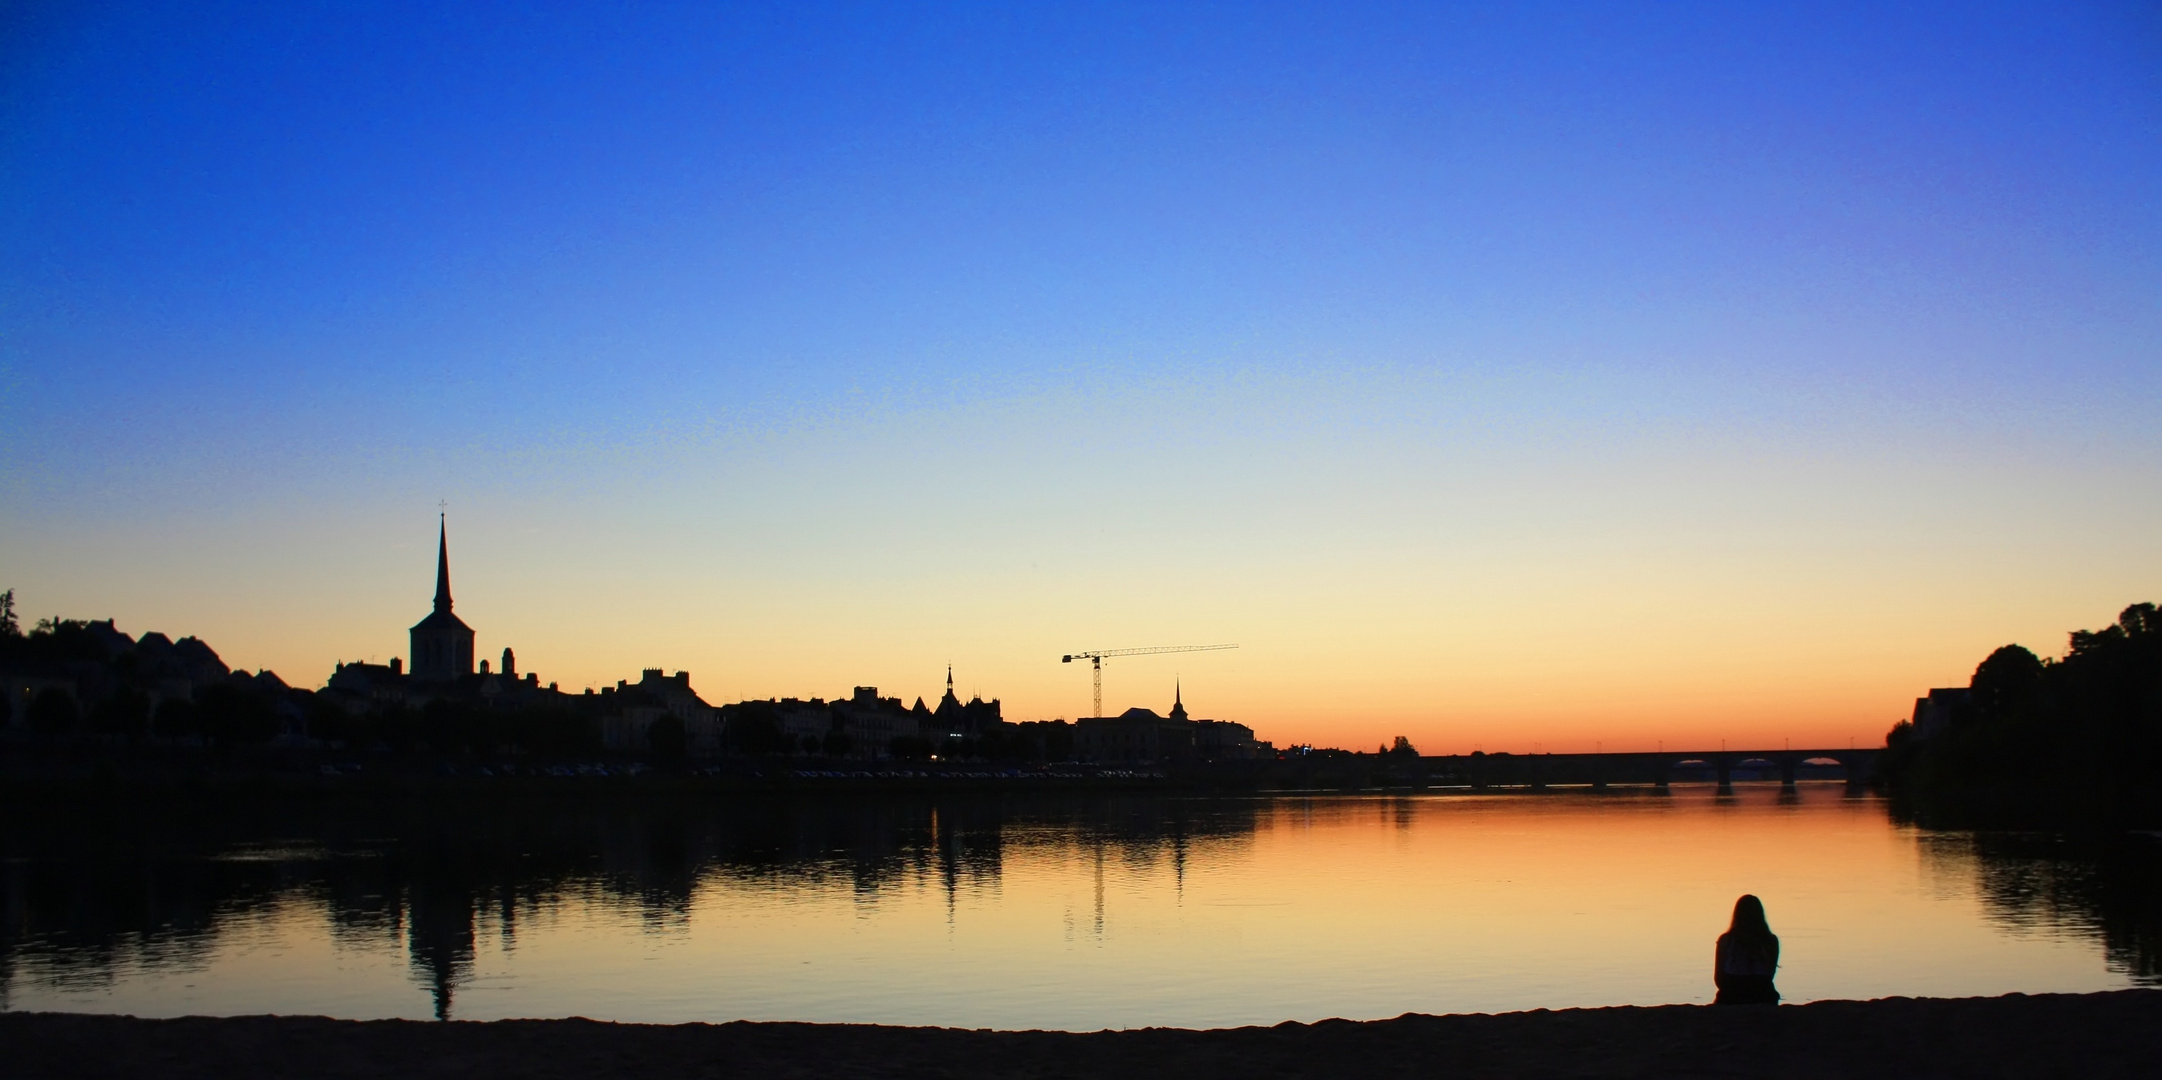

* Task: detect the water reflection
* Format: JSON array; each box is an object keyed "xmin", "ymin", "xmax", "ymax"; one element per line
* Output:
[
  {"xmin": 1, "ymin": 794, "xmax": 1260, "ymax": 1018},
  {"xmin": 1918, "ymin": 830, "xmax": 2162, "ymax": 987},
  {"xmin": 5, "ymin": 790, "xmax": 2159, "ymax": 1023}
]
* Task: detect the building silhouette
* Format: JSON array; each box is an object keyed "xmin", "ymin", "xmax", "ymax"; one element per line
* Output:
[
  {"xmin": 1910, "ymin": 686, "xmax": 1973, "ymax": 740},
  {"xmin": 326, "ymin": 516, "xmax": 564, "ymax": 714},
  {"xmin": 933, "ymin": 664, "xmax": 1004, "ymax": 739},
  {"xmin": 597, "ymin": 668, "xmax": 723, "ymax": 755},
  {"xmin": 5, "ymin": 516, "xmax": 1270, "ymax": 765},
  {"xmin": 1073, "ymin": 683, "xmax": 1266, "ymax": 764},
  {"xmin": 408, "ymin": 515, "xmax": 475, "ymax": 683}
]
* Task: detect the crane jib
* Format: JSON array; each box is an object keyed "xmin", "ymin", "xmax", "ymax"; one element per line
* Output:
[{"xmin": 1058, "ymin": 645, "xmax": 1238, "ymax": 719}]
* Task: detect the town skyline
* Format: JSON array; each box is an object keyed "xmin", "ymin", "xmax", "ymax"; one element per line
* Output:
[
  {"xmin": 5, "ymin": 505, "xmax": 2148, "ymax": 754},
  {"xmin": 8, "ymin": 5, "xmax": 2162, "ymax": 1064},
  {"xmin": 5, "ymin": 3, "xmax": 2156, "ymax": 754}
]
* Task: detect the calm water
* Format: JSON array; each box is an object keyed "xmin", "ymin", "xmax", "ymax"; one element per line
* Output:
[{"xmin": 4, "ymin": 784, "xmax": 2157, "ymax": 1029}]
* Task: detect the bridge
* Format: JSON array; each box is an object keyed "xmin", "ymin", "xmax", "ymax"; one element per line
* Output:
[{"xmin": 1422, "ymin": 747, "xmax": 1882, "ymax": 794}]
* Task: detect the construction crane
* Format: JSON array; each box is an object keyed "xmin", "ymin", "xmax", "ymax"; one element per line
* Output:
[{"xmin": 1061, "ymin": 644, "xmax": 1238, "ymax": 719}]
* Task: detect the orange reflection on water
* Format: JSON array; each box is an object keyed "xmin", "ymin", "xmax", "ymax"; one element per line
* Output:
[{"xmin": 2, "ymin": 785, "xmax": 2135, "ymax": 1028}]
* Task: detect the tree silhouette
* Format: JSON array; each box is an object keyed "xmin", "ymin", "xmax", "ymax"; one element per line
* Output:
[
  {"xmin": 195, "ymin": 684, "xmax": 277, "ymax": 746},
  {"xmin": 90, "ymin": 687, "xmax": 151, "ymax": 739},
  {"xmin": 1886, "ymin": 602, "xmax": 2162, "ymax": 825},
  {"xmin": 27, "ymin": 687, "xmax": 78, "ymax": 736}
]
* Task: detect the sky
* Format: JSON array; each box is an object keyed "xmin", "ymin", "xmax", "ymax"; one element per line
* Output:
[{"xmin": 2, "ymin": 1, "xmax": 2158, "ymax": 752}]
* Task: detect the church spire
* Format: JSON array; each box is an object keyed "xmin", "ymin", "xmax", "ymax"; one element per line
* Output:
[{"xmin": 433, "ymin": 513, "xmax": 453, "ymax": 613}]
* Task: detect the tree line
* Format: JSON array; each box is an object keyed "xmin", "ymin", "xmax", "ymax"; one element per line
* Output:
[{"xmin": 1883, "ymin": 602, "xmax": 2162, "ymax": 827}]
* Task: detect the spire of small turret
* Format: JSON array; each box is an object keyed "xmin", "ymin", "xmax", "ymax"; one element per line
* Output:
[
  {"xmin": 433, "ymin": 513, "xmax": 453, "ymax": 613},
  {"xmin": 937, "ymin": 663, "xmax": 961, "ymax": 715}
]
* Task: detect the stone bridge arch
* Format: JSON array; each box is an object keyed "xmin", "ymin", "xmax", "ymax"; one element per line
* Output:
[{"xmin": 1650, "ymin": 750, "xmax": 1879, "ymax": 792}]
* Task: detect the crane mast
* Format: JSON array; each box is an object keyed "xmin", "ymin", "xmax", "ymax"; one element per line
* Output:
[{"xmin": 1060, "ymin": 643, "xmax": 1238, "ymax": 719}]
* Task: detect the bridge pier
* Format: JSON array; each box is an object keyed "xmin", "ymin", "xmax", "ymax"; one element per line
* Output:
[
  {"xmin": 1438, "ymin": 747, "xmax": 1879, "ymax": 795},
  {"xmin": 1845, "ymin": 752, "xmax": 1876, "ymax": 792}
]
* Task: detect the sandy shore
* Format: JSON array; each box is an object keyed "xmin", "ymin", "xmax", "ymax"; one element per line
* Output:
[{"xmin": 6, "ymin": 991, "xmax": 2159, "ymax": 1079}]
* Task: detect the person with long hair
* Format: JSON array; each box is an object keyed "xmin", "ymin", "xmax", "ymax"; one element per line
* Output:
[{"xmin": 1714, "ymin": 894, "xmax": 1780, "ymax": 1005}]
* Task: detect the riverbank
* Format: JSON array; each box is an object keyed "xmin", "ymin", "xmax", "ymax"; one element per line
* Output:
[
  {"xmin": 0, "ymin": 751, "xmax": 1865, "ymax": 800},
  {"xmin": 7, "ymin": 991, "xmax": 2159, "ymax": 1079}
]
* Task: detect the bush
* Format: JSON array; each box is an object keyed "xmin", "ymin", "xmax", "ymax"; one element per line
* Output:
[
  {"xmin": 715, "ymin": 703, "xmax": 792, "ymax": 756},
  {"xmin": 305, "ymin": 696, "xmax": 355, "ymax": 744},
  {"xmin": 27, "ymin": 687, "xmax": 78, "ymax": 736},
  {"xmin": 91, "ymin": 687, "xmax": 151, "ymax": 739},
  {"xmin": 195, "ymin": 684, "xmax": 277, "ymax": 746},
  {"xmin": 423, "ymin": 698, "xmax": 504, "ymax": 757}
]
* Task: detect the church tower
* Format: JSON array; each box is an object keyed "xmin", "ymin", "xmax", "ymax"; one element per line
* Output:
[{"xmin": 408, "ymin": 515, "xmax": 475, "ymax": 682}]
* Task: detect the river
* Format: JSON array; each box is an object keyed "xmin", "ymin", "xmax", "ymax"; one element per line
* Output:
[{"xmin": 3, "ymin": 783, "xmax": 2156, "ymax": 1028}]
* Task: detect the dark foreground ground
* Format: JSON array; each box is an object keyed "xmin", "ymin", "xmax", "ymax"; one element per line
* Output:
[{"xmin": 6, "ymin": 991, "xmax": 2159, "ymax": 1080}]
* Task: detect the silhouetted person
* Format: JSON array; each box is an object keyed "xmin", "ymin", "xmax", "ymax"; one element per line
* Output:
[{"xmin": 1714, "ymin": 894, "xmax": 1780, "ymax": 1005}]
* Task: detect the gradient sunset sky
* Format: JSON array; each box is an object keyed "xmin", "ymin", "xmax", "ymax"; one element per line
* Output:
[{"xmin": 3, "ymin": 2, "xmax": 2157, "ymax": 752}]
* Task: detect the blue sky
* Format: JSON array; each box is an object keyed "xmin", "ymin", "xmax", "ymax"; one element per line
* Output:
[{"xmin": 3, "ymin": 1, "xmax": 2158, "ymax": 747}]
